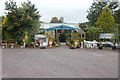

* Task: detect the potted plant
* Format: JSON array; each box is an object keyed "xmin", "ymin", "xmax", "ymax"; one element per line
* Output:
[
  {"xmin": 71, "ymin": 32, "xmax": 79, "ymax": 47},
  {"xmin": 54, "ymin": 42, "xmax": 61, "ymax": 47},
  {"xmin": 69, "ymin": 43, "xmax": 76, "ymax": 49},
  {"xmin": 99, "ymin": 42, "xmax": 103, "ymax": 50},
  {"xmin": 112, "ymin": 39, "xmax": 117, "ymax": 50},
  {"xmin": 111, "ymin": 24, "xmax": 120, "ymax": 50},
  {"xmin": 48, "ymin": 35, "xmax": 54, "ymax": 48},
  {"xmin": 55, "ymin": 33, "xmax": 59, "ymax": 42},
  {"xmin": 13, "ymin": 42, "xmax": 18, "ymax": 48},
  {"xmin": 66, "ymin": 40, "xmax": 70, "ymax": 45},
  {"xmin": 112, "ymin": 32, "xmax": 118, "ymax": 50},
  {"xmin": 46, "ymin": 32, "xmax": 54, "ymax": 48},
  {"xmin": 79, "ymin": 38, "xmax": 84, "ymax": 42},
  {"xmin": 112, "ymin": 45, "xmax": 116, "ymax": 50},
  {"xmin": 57, "ymin": 42, "xmax": 61, "ymax": 45},
  {"xmin": 24, "ymin": 32, "xmax": 29, "ymax": 48},
  {"xmin": 55, "ymin": 43, "xmax": 59, "ymax": 47},
  {"xmin": 31, "ymin": 42, "xmax": 35, "ymax": 48},
  {"xmin": 77, "ymin": 42, "xmax": 80, "ymax": 48}
]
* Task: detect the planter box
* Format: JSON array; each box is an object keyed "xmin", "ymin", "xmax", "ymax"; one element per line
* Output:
[
  {"xmin": 99, "ymin": 46, "xmax": 102, "ymax": 50},
  {"xmin": 112, "ymin": 46, "xmax": 116, "ymax": 50},
  {"xmin": 40, "ymin": 46, "xmax": 46, "ymax": 49}
]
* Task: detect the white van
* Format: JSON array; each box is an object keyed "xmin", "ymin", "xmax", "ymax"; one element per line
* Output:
[{"xmin": 35, "ymin": 34, "xmax": 48, "ymax": 47}]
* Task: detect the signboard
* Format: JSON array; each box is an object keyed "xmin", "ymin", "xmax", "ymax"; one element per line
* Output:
[{"xmin": 99, "ymin": 33, "xmax": 114, "ymax": 39}]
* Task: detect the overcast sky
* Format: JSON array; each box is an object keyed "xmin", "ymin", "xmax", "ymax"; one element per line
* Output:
[{"xmin": 0, "ymin": 0, "xmax": 119, "ymax": 23}]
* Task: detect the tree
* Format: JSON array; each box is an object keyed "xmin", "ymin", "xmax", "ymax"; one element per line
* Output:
[
  {"xmin": 96, "ymin": 6, "xmax": 115, "ymax": 33},
  {"xmin": 59, "ymin": 17, "xmax": 64, "ymax": 23},
  {"xmin": 39, "ymin": 21, "xmax": 44, "ymax": 23},
  {"xmin": 111, "ymin": 24, "xmax": 120, "ymax": 44},
  {"xmin": 50, "ymin": 17, "xmax": 63, "ymax": 23},
  {"xmin": 87, "ymin": 2, "xmax": 107, "ymax": 26},
  {"xmin": 0, "ymin": 16, "xmax": 2, "ymax": 24},
  {"xmin": 50, "ymin": 17, "xmax": 59, "ymax": 23},
  {"xmin": 18, "ymin": 1, "xmax": 40, "ymax": 42},
  {"xmin": 79, "ymin": 22, "xmax": 89, "ymax": 32},
  {"xmin": 87, "ymin": 1, "xmax": 118, "ymax": 26},
  {"xmin": 114, "ymin": 9, "xmax": 120, "ymax": 24},
  {"xmin": 86, "ymin": 26, "xmax": 101, "ymax": 41},
  {"xmin": 0, "ymin": 16, "xmax": 3, "ymax": 39},
  {"xmin": 2, "ymin": 0, "xmax": 40, "ymax": 43}
]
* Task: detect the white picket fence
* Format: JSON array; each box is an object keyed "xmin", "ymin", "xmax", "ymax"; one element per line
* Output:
[{"xmin": 84, "ymin": 40, "xmax": 98, "ymax": 48}]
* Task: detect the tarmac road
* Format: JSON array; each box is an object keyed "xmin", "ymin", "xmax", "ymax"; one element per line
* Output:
[{"xmin": 2, "ymin": 46, "xmax": 118, "ymax": 78}]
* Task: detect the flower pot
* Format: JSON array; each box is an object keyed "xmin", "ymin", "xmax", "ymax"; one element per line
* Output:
[
  {"xmin": 73, "ymin": 40, "xmax": 79, "ymax": 47},
  {"xmin": 26, "ymin": 44, "xmax": 28, "ymax": 47},
  {"xmin": 99, "ymin": 46, "xmax": 102, "ymax": 50},
  {"xmin": 112, "ymin": 46, "xmax": 116, "ymax": 50},
  {"xmin": 49, "ymin": 40, "xmax": 53, "ymax": 48}
]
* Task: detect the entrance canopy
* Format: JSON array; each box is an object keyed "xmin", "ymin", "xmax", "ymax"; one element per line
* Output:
[{"xmin": 45, "ymin": 25, "xmax": 79, "ymax": 30}]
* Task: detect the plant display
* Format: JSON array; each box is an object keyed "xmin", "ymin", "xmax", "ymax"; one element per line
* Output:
[
  {"xmin": 24, "ymin": 32, "xmax": 29, "ymax": 44},
  {"xmin": 66, "ymin": 33, "xmax": 71, "ymax": 41},
  {"xmin": 112, "ymin": 24, "xmax": 120, "ymax": 46},
  {"xmin": 71, "ymin": 31, "xmax": 80, "ymax": 47},
  {"xmin": 55, "ymin": 44, "xmax": 59, "ymax": 47},
  {"xmin": 77, "ymin": 44, "xmax": 80, "ymax": 48},
  {"xmin": 46, "ymin": 32, "xmax": 54, "ymax": 40},
  {"xmin": 79, "ymin": 38, "xmax": 85, "ymax": 42},
  {"xmin": 69, "ymin": 43, "xmax": 76, "ymax": 49},
  {"xmin": 40, "ymin": 46, "xmax": 46, "ymax": 49},
  {"xmin": 54, "ymin": 42, "xmax": 61, "ymax": 47},
  {"xmin": 77, "ymin": 42, "xmax": 80, "ymax": 48},
  {"xmin": 71, "ymin": 32, "xmax": 80, "ymax": 41},
  {"xmin": 46, "ymin": 32, "xmax": 54, "ymax": 48},
  {"xmin": 66, "ymin": 40, "xmax": 70, "ymax": 45},
  {"xmin": 57, "ymin": 42, "xmax": 61, "ymax": 45},
  {"xmin": 55, "ymin": 33, "xmax": 59, "ymax": 42},
  {"xmin": 13, "ymin": 42, "xmax": 18, "ymax": 48}
]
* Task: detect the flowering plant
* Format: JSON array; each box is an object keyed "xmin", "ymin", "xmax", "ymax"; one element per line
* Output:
[
  {"xmin": 40, "ymin": 45, "xmax": 46, "ymax": 49},
  {"xmin": 69, "ymin": 43, "xmax": 76, "ymax": 49}
]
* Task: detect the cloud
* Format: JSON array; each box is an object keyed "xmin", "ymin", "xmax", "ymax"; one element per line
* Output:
[{"xmin": 0, "ymin": 0, "xmax": 93, "ymax": 23}]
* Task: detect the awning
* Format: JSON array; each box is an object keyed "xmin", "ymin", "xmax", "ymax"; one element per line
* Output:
[{"xmin": 44, "ymin": 25, "xmax": 79, "ymax": 30}]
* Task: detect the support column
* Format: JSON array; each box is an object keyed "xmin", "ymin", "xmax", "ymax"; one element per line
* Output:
[
  {"xmin": 81, "ymin": 34, "xmax": 82, "ymax": 38},
  {"xmin": 84, "ymin": 33, "xmax": 86, "ymax": 39},
  {"xmin": 52, "ymin": 30, "xmax": 55, "ymax": 38}
]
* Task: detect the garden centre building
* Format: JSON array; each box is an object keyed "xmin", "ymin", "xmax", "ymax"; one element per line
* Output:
[{"xmin": 40, "ymin": 23, "xmax": 85, "ymax": 42}]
